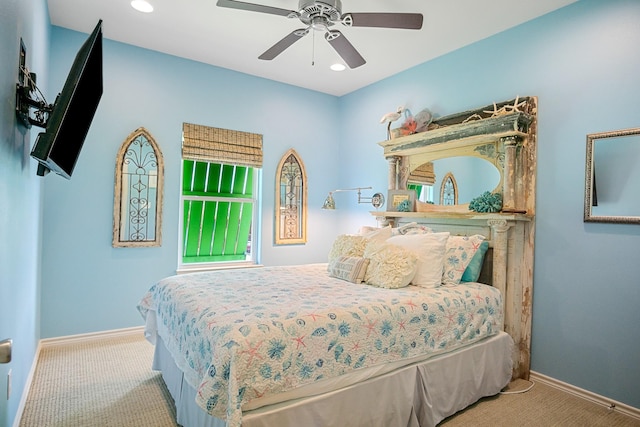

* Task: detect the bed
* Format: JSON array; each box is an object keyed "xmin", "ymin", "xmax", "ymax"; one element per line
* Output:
[
  {"xmin": 139, "ymin": 229, "xmax": 511, "ymax": 427},
  {"xmin": 138, "ymin": 97, "xmax": 537, "ymax": 426}
]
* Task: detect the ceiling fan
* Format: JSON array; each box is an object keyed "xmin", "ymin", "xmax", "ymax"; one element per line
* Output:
[{"xmin": 216, "ymin": 0, "xmax": 423, "ymax": 69}]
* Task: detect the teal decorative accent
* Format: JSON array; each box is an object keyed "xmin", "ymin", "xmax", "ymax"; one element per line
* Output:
[
  {"xmin": 397, "ymin": 199, "xmax": 412, "ymax": 212},
  {"xmin": 461, "ymin": 241, "xmax": 490, "ymax": 282},
  {"xmin": 469, "ymin": 191, "xmax": 503, "ymax": 213}
]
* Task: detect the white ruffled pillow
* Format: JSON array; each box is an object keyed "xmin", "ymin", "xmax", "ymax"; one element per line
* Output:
[
  {"xmin": 363, "ymin": 241, "xmax": 418, "ymax": 289},
  {"xmin": 328, "ymin": 235, "xmax": 368, "ymax": 264},
  {"xmin": 386, "ymin": 232, "xmax": 450, "ymax": 288}
]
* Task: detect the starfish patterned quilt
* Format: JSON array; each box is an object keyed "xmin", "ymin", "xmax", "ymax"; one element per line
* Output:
[{"xmin": 138, "ymin": 263, "xmax": 503, "ymax": 427}]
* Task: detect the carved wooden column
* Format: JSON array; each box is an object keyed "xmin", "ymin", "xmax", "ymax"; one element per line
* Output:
[
  {"xmin": 489, "ymin": 217, "xmax": 528, "ymax": 380},
  {"xmin": 488, "ymin": 218, "xmax": 511, "ymax": 308},
  {"xmin": 398, "ymin": 156, "xmax": 409, "ymax": 191},
  {"xmin": 501, "ymin": 136, "xmax": 519, "ymax": 212},
  {"xmin": 387, "ymin": 156, "xmax": 400, "ymax": 190}
]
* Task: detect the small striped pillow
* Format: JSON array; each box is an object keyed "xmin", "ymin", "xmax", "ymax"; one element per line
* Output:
[{"xmin": 328, "ymin": 256, "xmax": 370, "ymax": 283}]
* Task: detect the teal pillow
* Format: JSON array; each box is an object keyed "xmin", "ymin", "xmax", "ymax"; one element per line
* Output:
[{"xmin": 460, "ymin": 241, "xmax": 489, "ymax": 283}]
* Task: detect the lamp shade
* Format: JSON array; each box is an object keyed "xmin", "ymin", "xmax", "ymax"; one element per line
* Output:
[{"xmin": 322, "ymin": 193, "xmax": 335, "ymax": 209}]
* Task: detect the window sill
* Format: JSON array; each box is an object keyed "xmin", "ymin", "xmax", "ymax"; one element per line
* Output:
[{"xmin": 176, "ymin": 262, "xmax": 263, "ymax": 275}]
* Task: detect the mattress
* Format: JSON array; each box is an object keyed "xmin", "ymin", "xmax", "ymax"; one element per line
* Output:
[{"xmin": 138, "ymin": 263, "xmax": 504, "ymax": 427}]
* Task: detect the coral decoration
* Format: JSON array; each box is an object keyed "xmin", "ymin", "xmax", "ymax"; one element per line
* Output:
[
  {"xmin": 469, "ymin": 191, "xmax": 503, "ymax": 213},
  {"xmin": 400, "ymin": 117, "xmax": 417, "ymax": 135}
]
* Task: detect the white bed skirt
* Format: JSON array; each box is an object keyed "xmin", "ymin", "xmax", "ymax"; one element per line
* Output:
[{"xmin": 153, "ymin": 331, "xmax": 513, "ymax": 427}]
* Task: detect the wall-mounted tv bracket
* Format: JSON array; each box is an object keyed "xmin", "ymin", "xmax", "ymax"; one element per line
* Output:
[{"xmin": 16, "ymin": 39, "xmax": 52, "ymax": 129}]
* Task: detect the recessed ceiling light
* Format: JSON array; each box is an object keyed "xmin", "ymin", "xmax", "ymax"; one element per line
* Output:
[
  {"xmin": 330, "ymin": 63, "xmax": 346, "ymax": 72},
  {"xmin": 131, "ymin": 0, "xmax": 154, "ymax": 13}
]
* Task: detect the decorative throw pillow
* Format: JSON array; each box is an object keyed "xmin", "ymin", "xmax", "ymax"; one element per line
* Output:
[
  {"xmin": 359, "ymin": 225, "xmax": 393, "ymax": 242},
  {"xmin": 461, "ymin": 240, "xmax": 490, "ymax": 283},
  {"xmin": 328, "ymin": 256, "xmax": 370, "ymax": 283},
  {"xmin": 358, "ymin": 225, "xmax": 378, "ymax": 235},
  {"xmin": 442, "ymin": 234, "xmax": 487, "ymax": 285},
  {"xmin": 328, "ymin": 235, "xmax": 368, "ymax": 264},
  {"xmin": 386, "ymin": 232, "xmax": 450, "ymax": 288},
  {"xmin": 363, "ymin": 241, "xmax": 418, "ymax": 289},
  {"xmin": 392, "ymin": 222, "xmax": 433, "ymax": 236}
]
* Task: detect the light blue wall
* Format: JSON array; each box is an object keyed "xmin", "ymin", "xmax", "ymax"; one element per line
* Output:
[
  {"xmin": 39, "ymin": 27, "xmax": 343, "ymax": 338},
  {"xmin": 0, "ymin": 0, "xmax": 48, "ymax": 425},
  {"xmin": 339, "ymin": 0, "xmax": 640, "ymax": 409}
]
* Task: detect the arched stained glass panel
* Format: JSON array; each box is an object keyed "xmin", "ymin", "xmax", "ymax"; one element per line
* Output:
[
  {"xmin": 440, "ymin": 172, "xmax": 458, "ymax": 206},
  {"xmin": 275, "ymin": 149, "xmax": 307, "ymax": 245},
  {"xmin": 113, "ymin": 127, "xmax": 164, "ymax": 247}
]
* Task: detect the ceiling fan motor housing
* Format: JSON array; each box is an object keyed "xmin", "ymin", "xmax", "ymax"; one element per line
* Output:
[{"xmin": 298, "ymin": 0, "xmax": 342, "ymax": 23}]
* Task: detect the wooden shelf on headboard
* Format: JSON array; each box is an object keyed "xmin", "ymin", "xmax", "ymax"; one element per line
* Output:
[
  {"xmin": 371, "ymin": 211, "xmax": 532, "ymax": 222},
  {"xmin": 379, "ymin": 97, "xmax": 537, "ymax": 216},
  {"xmin": 378, "ymin": 111, "xmax": 532, "ymax": 158}
]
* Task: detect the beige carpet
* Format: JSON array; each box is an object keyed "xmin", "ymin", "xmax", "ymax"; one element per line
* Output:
[
  {"xmin": 20, "ymin": 334, "xmax": 177, "ymax": 427},
  {"xmin": 19, "ymin": 333, "xmax": 640, "ymax": 427}
]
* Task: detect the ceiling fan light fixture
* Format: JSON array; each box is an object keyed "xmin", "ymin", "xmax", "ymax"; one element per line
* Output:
[
  {"xmin": 311, "ymin": 17, "xmax": 329, "ymax": 32},
  {"xmin": 131, "ymin": 0, "xmax": 154, "ymax": 13},
  {"xmin": 330, "ymin": 63, "xmax": 346, "ymax": 71}
]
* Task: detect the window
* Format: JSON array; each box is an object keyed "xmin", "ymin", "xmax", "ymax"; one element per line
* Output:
[
  {"xmin": 179, "ymin": 123, "xmax": 263, "ymax": 270},
  {"xmin": 409, "ymin": 183, "xmax": 434, "ymax": 203},
  {"xmin": 408, "ymin": 161, "xmax": 435, "ymax": 204}
]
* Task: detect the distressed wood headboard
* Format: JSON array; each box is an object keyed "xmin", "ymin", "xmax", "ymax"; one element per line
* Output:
[{"xmin": 373, "ymin": 97, "xmax": 537, "ymax": 380}]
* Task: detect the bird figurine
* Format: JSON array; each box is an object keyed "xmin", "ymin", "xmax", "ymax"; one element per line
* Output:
[{"xmin": 380, "ymin": 106, "xmax": 404, "ymax": 139}]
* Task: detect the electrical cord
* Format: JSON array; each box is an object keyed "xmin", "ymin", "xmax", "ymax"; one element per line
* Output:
[{"xmin": 499, "ymin": 379, "xmax": 535, "ymax": 395}]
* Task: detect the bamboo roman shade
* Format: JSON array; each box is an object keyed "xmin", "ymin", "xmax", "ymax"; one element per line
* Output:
[
  {"xmin": 408, "ymin": 162, "xmax": 435, "ymax": 185},
  {"xmin": 182, "ymin": 123, "xmax": 263, "ymax": 168}
]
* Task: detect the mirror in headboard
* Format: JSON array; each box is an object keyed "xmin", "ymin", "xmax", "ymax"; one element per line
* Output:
[
  {"xmin": 379, "ymin": 96, "xmax": 537, "ymax": 215},
  {"xmin": 408, "ymin": 155, "xmax": 501, "ymax": 206},
  {"xmin": 584, "ymin": 127, "xmax": 640, "ymax": 224}
]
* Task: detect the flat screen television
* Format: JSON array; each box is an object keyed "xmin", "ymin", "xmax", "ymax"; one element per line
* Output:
[{"xmin": 30, "ymin": 20, "xmax": 103, "ymax": 179}]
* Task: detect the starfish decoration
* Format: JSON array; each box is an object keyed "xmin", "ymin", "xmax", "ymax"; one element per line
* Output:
[{"xmin": 483, "ymin": 96, "xmax": 527, "ymax": 117}]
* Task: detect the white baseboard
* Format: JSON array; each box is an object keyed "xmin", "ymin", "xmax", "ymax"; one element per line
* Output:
[
  {"xmin": 530, "ymin": 371, "xmax": 640, "ymax": 421},
  {"xmin": 39, "ymin": 326, "xmax": 145, "ymax": 347},
  {"xmin": 13, "ymin": 340, "xmax": 41, "ymax": 427}
]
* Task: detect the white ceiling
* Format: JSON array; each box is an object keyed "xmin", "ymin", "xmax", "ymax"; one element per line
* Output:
[{"xmin": 47, "ymin": 0, "xmax": 576, "ymax": 96}]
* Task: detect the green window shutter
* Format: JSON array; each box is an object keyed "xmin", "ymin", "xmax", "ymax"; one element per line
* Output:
[
  {"xmin": 408, "ymin": 183, "xmax": 422, "ymax": 199},
  {"xmin": 183, "ymin": 160, "xmax": 195, "ymax": 193},
  {"xmin": 182, "ymin": 161, "xmax": 254, "ymax": 264},
  {"xmin": 183, "ymin": 199, "xmax": 203, "ymax": 259}
]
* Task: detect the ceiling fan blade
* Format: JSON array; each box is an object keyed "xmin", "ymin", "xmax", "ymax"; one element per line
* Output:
[
  {"xmin": 342, "ymin": 13, "xmax": 423, "ymax": 29},
  {"xmin": 259, "ymin": 29, "xmax": 309, "ymax": 61},
  {"xmin": 216, "ymin": 0, "xmax": 294, "ymax": 17},
  {"xmin": 325, "ymin": 30, "xmax": 366, "ymax": 69}
]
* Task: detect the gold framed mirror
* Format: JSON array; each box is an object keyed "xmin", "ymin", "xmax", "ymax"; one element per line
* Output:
[{"xmin": 584, "ymin": 127, "xmax": 640, "ymax": 224}]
